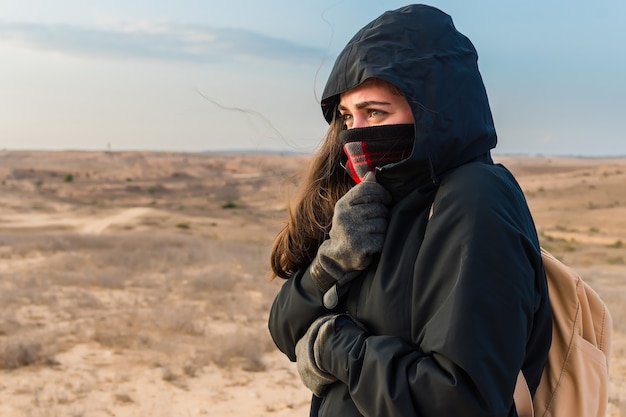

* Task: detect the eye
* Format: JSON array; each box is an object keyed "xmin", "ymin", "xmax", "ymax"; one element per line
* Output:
[
  {"xmin": 368, "ymin": 109, "xmax": 386, "ymax": 118},
  {"xmin": 339, "ymin": 112, "xmax": 353, "ymax": 127}
]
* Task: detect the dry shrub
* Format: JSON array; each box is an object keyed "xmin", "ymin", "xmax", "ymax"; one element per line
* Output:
[
  {"xmin": 6, "ymin": 342, "xmax": 41, "ymax": 369},
  {"xmin": 91, "ymin": 313, "xmax": 148, "ymax": 349},
  {"xmin": 2, "ymin": 340, "xmax": 42, "ymax": 370},
  {"xmin": 92, "ymin": 328, "xmax": 138, "ymax": 350},
  {"xmin": 114, "ymin": 393, "xmax": 134, "ymax": 404},
  {"xmin": 72, "ymin": 289, "xmax": 106, "ymax": 310},
  {"xmin": 182, "ymin": 362, "xmax": 199, "ymax": 377},
  {"xmin": 210, "ymin": 331, "xmax": 272, "ymax": 372},
  {"xmin": 0, "ymin": 325, "xmax": 60, "ymax": 370},
  {"xmin": 161, "ymin": 366, "xmax": 177, "ymax": 382},
  {"xmin": 153, "ymin": 305, "xmax": 205, "ymax": 336},
  {"xmin": 186, "ymin": 268, "xmax": 237, "ymax": 295}
]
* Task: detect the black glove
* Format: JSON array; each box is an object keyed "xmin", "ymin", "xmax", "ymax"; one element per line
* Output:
[
  {"xmin": 310, "ymin": 172, "xmax": 391, "ymax": 308},
  {"xmin": 295, "ymin": 315, "xmax": 340, "ymax": 396}
]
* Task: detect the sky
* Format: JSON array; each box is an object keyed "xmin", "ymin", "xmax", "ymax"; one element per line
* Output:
[{"xmin": 1, "ymin": 0, "xmax": 625, "ymax": 156}]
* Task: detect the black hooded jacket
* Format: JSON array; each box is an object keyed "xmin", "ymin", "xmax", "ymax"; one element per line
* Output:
[{"xmin": 269, "ymin": 5, "xmax": 551, "ymax": 417}]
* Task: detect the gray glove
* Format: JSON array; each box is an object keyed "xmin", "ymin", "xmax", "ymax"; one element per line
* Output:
[
  {"xmin": 310, "ymin": 172, "xmax": 391, "ymax": 308},
  {"xmin": 295, "ymin": 315, "xmax": 339, "ymax": 397}
]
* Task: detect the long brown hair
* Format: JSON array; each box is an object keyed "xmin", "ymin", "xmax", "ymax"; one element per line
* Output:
[{"xmin": 270, "ymin": 117, "xmax": 353, "ymax": 279}]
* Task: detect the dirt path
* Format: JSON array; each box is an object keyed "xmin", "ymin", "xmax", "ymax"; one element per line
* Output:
[
  {"xmin": 0, "ymin": 207, "xmax": 154, "ymax": 235},
  {"xmin": 80, "ymin": 207, "xmax": 153, "ymax": 234}
]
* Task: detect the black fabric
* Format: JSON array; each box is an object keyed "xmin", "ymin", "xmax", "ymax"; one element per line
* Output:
[
  {"xmin": 340, "ymin": 124, "xmax": 415, "ymax": 184},
  {"xmin": 269, "ymin": 4, "xmax": 551, "ymax": 417}
]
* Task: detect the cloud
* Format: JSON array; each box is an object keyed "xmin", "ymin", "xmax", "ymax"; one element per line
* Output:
[{"xmin": 0, "ymin": 20, "xmax": 325, "ymax": 65}]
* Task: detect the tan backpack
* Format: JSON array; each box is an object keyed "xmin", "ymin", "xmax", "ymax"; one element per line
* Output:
[{"xmin": 514, "ymin": 248, "xmax": 613, "ymax": 417}]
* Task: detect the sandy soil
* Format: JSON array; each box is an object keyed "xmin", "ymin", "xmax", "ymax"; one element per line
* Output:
[{"xmin": 0, "ymin": 151, "xmax": 624, "ymax": 416}]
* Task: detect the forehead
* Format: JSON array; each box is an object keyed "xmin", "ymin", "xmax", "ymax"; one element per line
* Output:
[{"xmin": 339, "ymin": 80, "xmax": 399, "ymax": 105}]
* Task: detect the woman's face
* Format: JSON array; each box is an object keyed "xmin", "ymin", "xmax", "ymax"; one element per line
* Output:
[{"xmin": 338, "ymin": 80, "xmax": 414, "ymax": 129}]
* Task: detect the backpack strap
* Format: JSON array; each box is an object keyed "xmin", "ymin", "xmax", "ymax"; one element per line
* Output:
[{"xmin": 514, "ymin": 371, "xmax": 534, "ymax": 417}]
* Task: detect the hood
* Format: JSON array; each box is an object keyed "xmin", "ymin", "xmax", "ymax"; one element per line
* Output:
[{"xmin": 321, "ymin": 4, "xmax": 497, "ymax": 186}]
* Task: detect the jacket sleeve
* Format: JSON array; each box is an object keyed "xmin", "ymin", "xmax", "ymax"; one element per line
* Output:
[
  {"xmin": 317, "ymin": 166, "xmax": 550, "ymax": 417},
  {"xmin": 268, "ymin": 265, "xmax": 330, "ymax": 361}
]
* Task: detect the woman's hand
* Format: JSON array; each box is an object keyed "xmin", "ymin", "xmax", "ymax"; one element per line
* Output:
[
  {"xmin": 310, "ymin": 172, "xmax": 391, "ymax": 308},
  {"xmin": 295, "ymin": 315, "xmax": 340, "ymax": 396}
]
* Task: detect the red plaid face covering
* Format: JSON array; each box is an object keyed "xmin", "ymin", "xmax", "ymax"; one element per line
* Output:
[{"xmin": 340, "ymin": 124, "xmax": 415, "ymax": 183}]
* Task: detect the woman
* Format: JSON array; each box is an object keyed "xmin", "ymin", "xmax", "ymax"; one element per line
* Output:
[{"xmin": 268, "ymin": 4, "xmax": 551, "ymax": 417}]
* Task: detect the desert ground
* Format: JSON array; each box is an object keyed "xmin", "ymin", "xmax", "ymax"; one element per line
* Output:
[{"xmin": 0, "ymin": 150, "xmax": 624, "ymax": 416}]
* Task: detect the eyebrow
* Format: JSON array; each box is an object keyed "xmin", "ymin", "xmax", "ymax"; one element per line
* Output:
[{"xmin": 338, "ymin": 100, "xmax": 392, "ymax": 111}]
